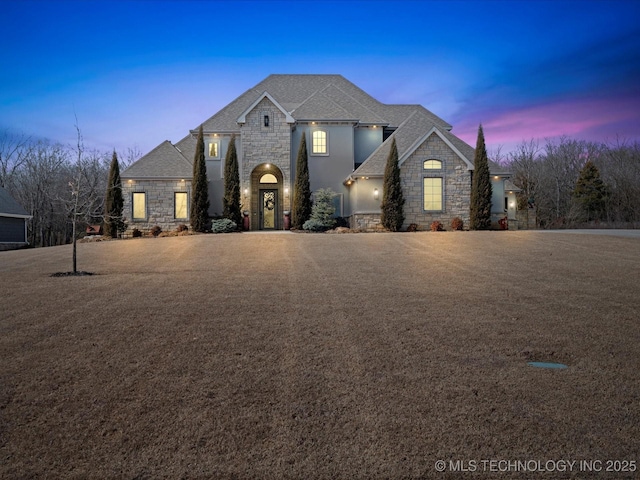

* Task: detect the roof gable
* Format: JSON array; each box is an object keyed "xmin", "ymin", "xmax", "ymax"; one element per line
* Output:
[
  {"xmin": 290, "ymin": 90, "xmax": 356, "ymax": 121},
  {"xmin": 399, "ymin": 126, "xmax": 474, "ymax": 170},
  {"xmin": 122, "ymin": 140, "xmax": 192, "ymax": 178},
  {"xmin": 236, "ymin": 92, "xmax": 295, "ymax": 124}
]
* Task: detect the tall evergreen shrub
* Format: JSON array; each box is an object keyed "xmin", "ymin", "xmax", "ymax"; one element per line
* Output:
[
  {"xmin": 573, "ymin": 160, "xmax": 608, "ymax": 221},
  {"xmin": 469, "ymin": 124, "xmax": 492, "ymax": 230},
  {"xmin": 291, "ymin": 133, "xmax": 312, "ymax": 229},
  {"xmin": 223, "ymin": 134, "xmax": 241, "ymax": 226},
  {"xmin": 103, "ymin": 150, "xmax": 126, "ymax": 238},
  {"xmin": 190, "ymin": 125, "xmax": 210, "ymax": 232},
  {"xmin": 380, "ymin": 137, "xmax": 405, "ymax": 231}
]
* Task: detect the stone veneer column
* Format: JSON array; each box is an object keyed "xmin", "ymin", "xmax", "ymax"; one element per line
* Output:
[{"xmin": 240, "ymin": 97, "xmax": 292, "ymax": 229}]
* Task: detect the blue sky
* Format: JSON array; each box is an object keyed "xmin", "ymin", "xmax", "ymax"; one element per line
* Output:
[{"xmin": 2, "ymin": 0, "xmax": 639, "ymax": 156}]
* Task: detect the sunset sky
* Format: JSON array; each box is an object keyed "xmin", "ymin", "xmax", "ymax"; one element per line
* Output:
[{"xmin": 2, "ymin": 0, "xmax": 639, "ymax": 157}]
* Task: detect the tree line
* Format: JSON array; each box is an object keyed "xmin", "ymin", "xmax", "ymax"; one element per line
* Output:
[
  {"xmin": 0, "ymin": 130, "xmax": 141, "ymax": 247},
  {"xmin": 496, "ymin": 136, "xmax": 640, "ymax": 228}
]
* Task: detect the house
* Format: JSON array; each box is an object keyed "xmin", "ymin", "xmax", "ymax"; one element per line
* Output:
[
  {"xmin": 0, "ymin": 186, "xmax": 31, "ymax": 249},
  {"xmin": 121, "ymin": 74, "xmax": 519, "ymax": 233}
]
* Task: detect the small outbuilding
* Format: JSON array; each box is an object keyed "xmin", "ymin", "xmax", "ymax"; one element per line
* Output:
[{"xmin": 0, "ymin": 186, "xmax": 31, "ymax": 250}]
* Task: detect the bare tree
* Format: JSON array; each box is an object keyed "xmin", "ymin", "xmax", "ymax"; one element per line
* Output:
[{"xmin": 0, "ymin": 129, "xmax": 32, "ymax": 188}]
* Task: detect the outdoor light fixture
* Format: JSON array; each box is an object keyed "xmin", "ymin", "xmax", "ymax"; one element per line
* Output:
[
  {"xmin": 285, "ymin": 187, "xmax": 289, "ymax": 194},
  {"xmin": 373, "ymin": 188, "xmax": 379, "ymax": 199},
  {"xmin": 265, "ymin": 163, "xmax": 270, "ymax": 169},
  {"xmin": 244, "ymin": 188, "xmax": 248, "ymax": 195}
]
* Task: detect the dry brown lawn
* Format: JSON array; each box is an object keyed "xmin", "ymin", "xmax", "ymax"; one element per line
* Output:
[{"xmin": 1, "ymin": 231, "xmax": 638, "ymax": 479}]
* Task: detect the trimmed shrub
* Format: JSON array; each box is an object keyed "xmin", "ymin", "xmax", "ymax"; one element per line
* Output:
[
  {"xmin": 150, "ymin": 225, "xmax": 162, "ymax": 237},
  {"xmin": 176, "ymin": 224, "xmax": 188, "ymax": 232},
  {"xmin": 302, "ymin": 219, "xmax": 328, "ymax": 232},
  {"xmin": 430, "ymin": 221, "xmax": 444, "ymax": 232},
  {"xmin": 407, "ymin": 223, "xmax": 418, "ymax": 232},
  {"xmin": 451, "ymin": 217, "xmax": 464, "ymax": 231},
  {"xmin": 132, "ymin": 228, "xmax": 142, "ymax": 238},
  {"xmin": 211, "ymin": 218, "xmax": 237, "ymax": 233}
]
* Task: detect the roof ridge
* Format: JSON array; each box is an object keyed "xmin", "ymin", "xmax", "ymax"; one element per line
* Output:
[{"xmin": 325, "ymin": 83, "xmax": 387, "ymax": 123}]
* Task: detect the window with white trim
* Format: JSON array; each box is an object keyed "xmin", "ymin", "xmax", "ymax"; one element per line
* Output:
[
  {"xmin": 312, "ymin": 130, "xmax": 328, "ymax": 155},
  {"xmin": 132, "ymin": 192, "xmax": 146, "ymax": 220},
  {"xmin": 174, "ymin": 192, "xmax": 188, "ymax": 219},
  {"xmin": 208, "ymin": 141, "xmax": 219, "ymax": 158},
  {"xmin": 423, "ymin": 178, "xmax": 443, "ymax": 211}
]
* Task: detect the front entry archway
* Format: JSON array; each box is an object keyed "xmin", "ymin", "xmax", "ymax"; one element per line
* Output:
[{"xmin": 250, "ymin": 164, "xmax": 284, "ymax": 230}]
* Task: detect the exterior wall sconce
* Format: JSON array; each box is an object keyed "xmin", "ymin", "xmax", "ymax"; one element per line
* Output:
[
  {"xmin": 373, "ymin": 188, "xmax": 379, "ymax": 200},
  {"xmin": 285, "ymin": 187, "xmax": 289, "ymax": 194},
  {"xmin": 264, "ymin": 115, "xmax": 269, "ymax": 127},
  {"xmin": 244, "ymin": 188, "xmax": 248, "ymax": 195}
]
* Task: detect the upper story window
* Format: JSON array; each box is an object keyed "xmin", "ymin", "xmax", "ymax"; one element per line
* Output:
[
  {"xmin": 423, "ymin": 159, "xmax": 442, "ymax": 170},
  {"xmin": 312, "ymin": 130, "xmax": 328, "ymax": 155},
  {"xmin": 208, "ymin": 141, "xmax": 219, "ymax": 158}
]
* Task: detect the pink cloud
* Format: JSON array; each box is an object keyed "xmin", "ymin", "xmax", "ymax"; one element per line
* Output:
[{"xmin": 454, "ymin": 96, "xmax": 640, "ymax": 152}]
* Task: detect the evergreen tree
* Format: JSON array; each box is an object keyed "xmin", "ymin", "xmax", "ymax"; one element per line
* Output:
[
  {"xmin": 303, "ymin": 188, "xmax": 337, "ymax": 231},
  {"xmin": 223, "ymin": 134, "xmax": 241, "ymax": 226},
  {"xmin": 573, "ymin": 160, "xmax": 608, "ymax": 221},
  {"xmin": 380, "ymin": 137, "xmax": 405, "ymax": 231},
  {"xmin": 190, "ymin": 125, "xmax": 210, "ymax": 232},
  {"xmin": 469, "ymin": 124, "xmax": 492, "ymax": 230},
  {"xmin": 291, "ymin": 133, "xmax": 312, "ymax": 229},
  {"xmin": 103, "ymin": 150, "xmax": 126, "ymax": 238}
]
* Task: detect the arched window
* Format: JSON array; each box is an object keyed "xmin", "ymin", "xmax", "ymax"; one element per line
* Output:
[
  {"xmin": 423, "ymin": 159, "xmax": 442, "ymax": 170},
  {"xmin": 259, "ymin": 173, "xmax": 278, "ymax": 184}
]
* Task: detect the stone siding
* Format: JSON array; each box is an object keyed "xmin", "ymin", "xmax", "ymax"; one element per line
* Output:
[
  {"xmin": 349, "ymin": 213, "xmax": 384, "ymax": 232},
  {"xmin": 516, "ymin": 207, "xmax": 537, "ymax": 230},
  {"xmin": 122, "ymin": 179, "xmax": 191, "ymax": 235},
  {"xmin": 400, "ymin": 133, "xmax": 471, "ymax": 230},
  {"xmin": 240, "ymin": 97, "xmax": 292, "ymax": 230}
]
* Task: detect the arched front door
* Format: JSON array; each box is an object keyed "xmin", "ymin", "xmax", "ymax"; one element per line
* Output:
[{"xmin": 250, "ymin": 164, "xmax": 284, "ymax": 230}]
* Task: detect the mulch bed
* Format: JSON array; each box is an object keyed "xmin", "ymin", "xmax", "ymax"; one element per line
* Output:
[{"xmin": 1, "ymin": 232, "xmax": 638, "ymax": 479}]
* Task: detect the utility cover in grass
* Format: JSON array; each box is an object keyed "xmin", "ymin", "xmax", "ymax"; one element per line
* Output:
[{"xmin": 528, "ymin": 361, "xmax": 568, "ymax": 369}]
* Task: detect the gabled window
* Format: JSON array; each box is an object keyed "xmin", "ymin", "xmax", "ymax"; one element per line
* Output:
[
  {"xmin": 174, "ymin": 192, "xmax": 188, "ymax": 219},
  {"xmin": 132, "ymin": 192, "xmax": 146, "ymax": 220},
  {"xmin": 312, "ymin": 130, "xmax": 328, "ymax": 155},
  {"xmin": 423, "ymin": 178, "xmax": 443, "ymax": 211}
]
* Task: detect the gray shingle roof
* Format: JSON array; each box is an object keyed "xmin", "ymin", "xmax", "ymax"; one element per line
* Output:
[
  {"xmin": 121, "ymin": 140, "xmax": 192, "ymax": 178},
  {"xmin": 200, "ymin": 74, "xmax": 449, "ymax": 131},
  {"xmin": 353, "ymin": 107, "xmax": 468, "ymax": 177},
  {"xmin": 126, "ymin": 74, "xmax": 484, "ymax": 178},
  {"xmin": 0, "ymin": 186, "xmax": 30, "ymax": 217}
]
